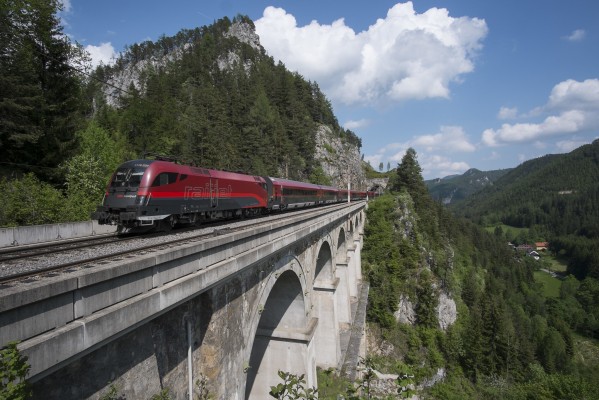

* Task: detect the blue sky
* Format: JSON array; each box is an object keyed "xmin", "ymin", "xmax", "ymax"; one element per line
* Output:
[{"xmin": 61, "ymin": 0, "xmax": 599, "ymax": 179}]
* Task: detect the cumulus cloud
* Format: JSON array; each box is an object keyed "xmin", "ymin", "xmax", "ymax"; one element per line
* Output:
[
  {"xmin": 548, "ymin": 79, "xmax": 599, "ymax": 111},
  {"xmin": 498, "ymin": 106, "xmax": 518, "ymax": 120},
  {"xmin": 344, "ymin": 119, "xmax": 370, "ymax": 130},
  {"xmin": 412, "ymin": 125, "xmax": 475, "ymax": 152},
  {"xmin": 420, "ymin": 154, "xmax": 470, "ymax": 177},
  {"xmin": 85, "ymin": 42, "xmax": 117, "ymax": 68},
  {"xmin": 365, "ymin": 125, "xmax": 474, "ymax": 177},
  {"xmin": 564, "ymin": 29, "xmax": 586, "ymax": 42},
  {"xmin": 482, "ymin": 79, "xmax": 599, "ymax": 146},
  {"xmin": 255, "ymin": 2, "xmax": 487, "ymax": 105},
  {"xmin": 556, "ymin": 139, "xmax": 588, "ymax": 152}
]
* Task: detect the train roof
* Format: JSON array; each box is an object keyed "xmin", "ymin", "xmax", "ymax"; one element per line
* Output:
[
  {"xmin": 269, "ymin": 177, "xmax": 323, "ymax": 190},
  {"xmin": 119, "ymin": 160, "xmax": 265, "ymax": 183}
]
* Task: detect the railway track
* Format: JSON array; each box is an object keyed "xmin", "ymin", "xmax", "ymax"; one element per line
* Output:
[
  {"xmin": 0, "ymin": 203, "xmax": 351, "ymax": 285},
  {"xmin": 0, "ymin": 234, "xmax": 122, "ymax": 263}
]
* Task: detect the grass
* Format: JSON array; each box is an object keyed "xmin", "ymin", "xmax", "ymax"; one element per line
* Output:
[
  {"xmin": 543, "ymin": 254, "xmax": 568, "ymax": 272},
  {"xmin": 484, "ymin": 223, "xmax": 529, "ymax": 238},
  {"xmin": 533, "ymin": 270, "xmax": 561, "ymax": 298}
]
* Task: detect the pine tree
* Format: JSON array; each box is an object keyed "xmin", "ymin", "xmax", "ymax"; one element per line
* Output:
[{"xmin": 0, "ymin": 0, "xmax": 87, "ymax": 180}]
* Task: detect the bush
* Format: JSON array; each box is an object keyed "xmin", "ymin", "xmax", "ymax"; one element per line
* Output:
[
  {"xmin": 0, "ymin": 173, "xmax": 65, "ymax": 227},
  {"xmin": 0, "ymin": 342, "xmax": 31, "ymax": 400}
]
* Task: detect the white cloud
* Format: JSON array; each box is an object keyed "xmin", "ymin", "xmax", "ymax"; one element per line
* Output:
[
  {"xmin": 421, "ymin": 154, "xmax": 470, "ymax": 177},
  {"xmin": 564, "ymin": 29, "xmax": 586, "ymax": 42},
  {"xmin": 498, "ymin": 106, "xmax": 518, "ymax": 120},
  {"xmin": 547, "ymin": 79, "xmax": 599, "ymax": 111},
  {"xmin": 555, "ymin": 139, "xmax": 588, "ymax": 152},
  {"xmin": 344, "ymin": 119, "xmax": 370, "ymax": 130},
  {"xmin": 364, "ymin": 154, "xmax": 383, "ymax": 168},
  {"xmin": 412, "ymin": 125, "xmax": 476, "ymax": 152},
  {"xmin": 482, "ymin": 79, "xmax": 599, "ymax": 146},
  {"xmin": 255, "ymin": 2, "xmax": 487, "ymax": 105},
  {"xmin": 365, "ymin": 127, "xmax": 473, "ymax": 178},
  {"xmin": 85, "ymin": 42, "xmax": 117, "ymax": 68}
]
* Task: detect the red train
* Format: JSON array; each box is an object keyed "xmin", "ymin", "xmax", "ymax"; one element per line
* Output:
[{"xmin": 92, "ymin": 159, "xmax": 374, "ymax": 232}]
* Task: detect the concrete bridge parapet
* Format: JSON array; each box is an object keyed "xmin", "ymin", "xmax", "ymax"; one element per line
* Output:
[{"xmin": 0, "ymin": 203, "xmax": 367, "ymax": 400}]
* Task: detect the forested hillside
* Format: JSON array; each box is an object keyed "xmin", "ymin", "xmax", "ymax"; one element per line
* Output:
[
  {"xmin": 452, "ymin": 140, "xmax": 599, "ymax": 280},
  {"xmin": 0, "ymin": 4, "xmax": 361, "ymax": 227},
  {"xmin": 361, "ymin": 148, "xmax": 599, "ymax": 399},
  {"xmin": 88, "ymin": 15, "xmax": 361, "ymax": 180},
  {"xmin": 425, "ymin": 167, "xmax": 510, "ymax": 205}
]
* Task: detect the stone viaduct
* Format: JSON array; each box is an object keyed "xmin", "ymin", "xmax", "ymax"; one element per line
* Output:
[{"xmin": 0, "ymin": 202, "xmax": 367, "ymax": 399}]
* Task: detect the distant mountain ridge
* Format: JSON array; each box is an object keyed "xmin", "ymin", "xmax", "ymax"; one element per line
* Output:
[
  {"xmin": 425, "ymin": 168, "xmax": 511, "ymax": 204},
  {"xmin": 453, "ymin": 140, "xmax": 599, "ymax": 219}
]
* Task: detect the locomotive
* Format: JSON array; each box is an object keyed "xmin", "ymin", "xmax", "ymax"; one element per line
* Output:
[{"xmin": 92, "ymin": 158, "xmax": 373, "ymax": 232}]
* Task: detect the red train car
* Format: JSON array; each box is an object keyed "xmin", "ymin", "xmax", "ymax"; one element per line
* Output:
[
  {"xmin": 93, "ymin": 159, "xmax": 269, "ymax": 231},
  {"xmin": 93, "ymin": 158, "xmax": 370, "ymax": 232}
]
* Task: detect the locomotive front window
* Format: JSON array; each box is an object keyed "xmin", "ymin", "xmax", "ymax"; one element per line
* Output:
[{"xmin": 110, "ymin": 167, "xmax": 146, "ymax": 188}]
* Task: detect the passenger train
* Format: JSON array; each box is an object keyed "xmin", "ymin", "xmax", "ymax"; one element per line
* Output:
[{"xmin": 92, "ymin": 158, "xmax": 374, "ymax": 232}]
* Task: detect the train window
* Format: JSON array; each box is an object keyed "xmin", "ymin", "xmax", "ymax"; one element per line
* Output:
[
  {"xmin": 152, "ymin": 172, "xmax": 179, "ymax": 187},
  {"xmin": 110, "ymin": 167, "xmax": 146, "ymax": 188},
  {"xmin": 180, "ymin": 174, "xmax": 188, "ymax": 181}
]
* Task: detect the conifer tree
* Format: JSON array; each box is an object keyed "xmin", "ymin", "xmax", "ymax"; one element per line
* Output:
[{"xmin": 0, "ymin": 0, "xmax": 87, "ymax": 179}]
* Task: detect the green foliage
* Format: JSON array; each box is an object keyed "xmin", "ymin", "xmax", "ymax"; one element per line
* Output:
[
  {"xmin": 0, "ymin": 342, "xmax": 31, "ymax": 400},
  {"xmin": 0, "ymin": 173, "xmax": 65, "ymax": 227},
  {"xmin": 308, "ymin": 165, "xmax": 332, "ymax": 186},
  {"xmin": 269, "ymin": 370, "xmax": 317, "ymax": 400},
  {"xmin": 99, "ymin": 383, "xmax": 123, "ymax": 400},
  {"xmin": 0, "ymin": 123, "xmax": 127, "ymax": 227},
  {"xmin": 316, "ymin": 368, "xmax": 352, "ymax": 399},
  {"xmin": 396, "ymin": 371, "xmax": 415, "ymax": 399},
  {"xmin": 3, "ymin": 15, "xmax": 360, "ymax": 227},
  {"xmin": 453, "ymin": 140, "xmax": 599, "ymax": 280},
  {"xmin": 534, "ymin": 271, "xmax": 561, "ymax": 298},
  {"xmin": 61, "ymin": 122, "xmax": 126, "ymax": 221},
  {"xmin": 150, "ymin": 388, "xmax": 173, "ymax": 400},
  {"xmin": 89, "ymin": 18, "xmax": 353, "ymax": 181},
  {"xmin": 0, "ymin": 0, "xmax": 87, "ymax": 181},
  {"xmin": 362, "ymin": 194, "xmax": 403, "ymax": 327},
  {"xmin": 362, "ymin": 161, "xmax": 393, "ymax": 180},
  {"xmin": 194, "ymin": 374, "xmax": 211, "ymax": 400},
  {"xmin": 322, "ymin": 143, "xmax": 335, "ymax": 154},
  {"xmin": 362, "ymin": 145, "xmax": 599, "ymax": 398}
]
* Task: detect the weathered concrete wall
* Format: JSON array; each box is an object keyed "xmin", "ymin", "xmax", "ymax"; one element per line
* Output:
[{"xmin": 0, "ymin": 221, "xmax": 117, "ymax": 248}]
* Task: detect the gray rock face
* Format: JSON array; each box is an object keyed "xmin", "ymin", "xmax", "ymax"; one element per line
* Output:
[
  {"xmin": 314, "ymin": 125, "xmax": 367, "ymax": 190},
  {"xmin": 102, "ymin": 21, "xmax": 260, "ymax": 107},
  {"xmin": 394, "ymin": 295, "xmax": 416, "ymax": 325},
  {"xmin": 225, "ymin": 21, "xmax": 261, "ymax": 51},
  {"xmin": 437, "ymin": 292, "xmax": 457, "ymax": 331}
]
